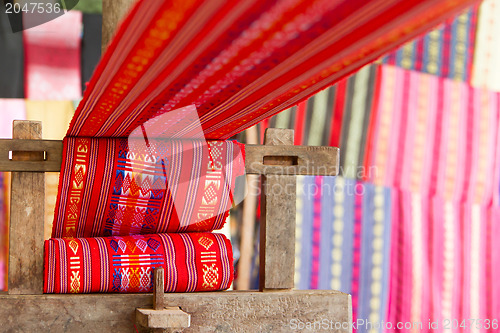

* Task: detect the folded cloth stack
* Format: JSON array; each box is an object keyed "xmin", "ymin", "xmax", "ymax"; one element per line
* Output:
[{"xmin": 44, "ymin": 139, "xmax": 244, "ymax": 293}]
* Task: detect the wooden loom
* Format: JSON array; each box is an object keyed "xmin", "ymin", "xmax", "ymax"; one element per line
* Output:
[
  {"xmin": 0, "ymin": 2, "xmax": 351, "ymax": 330},
  {"xmin": 0, "ymin": 121, "xmax": 351, "ymax": 332}
]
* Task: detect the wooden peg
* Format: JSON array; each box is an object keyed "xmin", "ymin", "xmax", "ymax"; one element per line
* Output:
[
  {"xmin": 153, "ymin": 266, "xmax": 166, "ymax": 310},
  {"xmin": 136, "ymin": 267, "xmax": 191, "ymax": 332}
]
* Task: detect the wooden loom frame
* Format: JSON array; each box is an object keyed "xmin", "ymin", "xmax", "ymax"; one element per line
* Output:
[
  {"xmin": 0, "ymin": 121, "xmax": 351, "ymax": 332},
  {"xmin": 0, "ymin": 2, "xmax": 351, "ymax": 330}
]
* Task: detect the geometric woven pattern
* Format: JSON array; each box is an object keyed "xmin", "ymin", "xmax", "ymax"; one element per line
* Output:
[
  {"xmin": 51, "ymin": 138, "xmax": 245, "ymax": 238},
  {"xmin": 44, "ymin": 232, "xmax": 233, "ymax": 293}
]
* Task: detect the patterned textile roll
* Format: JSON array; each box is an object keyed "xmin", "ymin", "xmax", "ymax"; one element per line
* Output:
[
  {"xmin": 52, "ymin": 138, "xmax": 245, "ymax": 238},
  {"xmin": 44, "ymin": 232, "xmax": 233, "ymax": 293}
]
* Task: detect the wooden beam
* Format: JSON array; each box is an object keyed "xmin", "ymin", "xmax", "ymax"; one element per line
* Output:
[
  {"xmin": 136, "ymin": 307, "xmax": 191, "ymax": 332},
  {"xmin": 102, "ymin": 0, "xmax": 137, "ymax": 53},
  {"xmin": 136, "ymin": 267, "xmax": 191, "ymax": 332},
  {"xmin": 236, "ymin": 125, "xmax": 259, "ymax": 290},
  {"xmin": 153, "ymin": 267, "xmax": 165, "ymax": 310},
  {"xmin": 0, "ymin": 139, "xmax": 62, "ymax": 172},
  {"xmin": 0, "ymin": 290, "xmax": 351, "ymax": 332},
  {"xmin": 8, "ymin": 121, "xmax": 44, "ymax": 294},
  {"xmin": 259, "ymin": 128, "xmax": 296, "ymax": 291},
  {"xmin": 0, "ymin": 140, "xmax": 340, "ymax": 176},
  {"xmin": 245, "ymin": 144, "xmax": 339, "ymax": 175}
]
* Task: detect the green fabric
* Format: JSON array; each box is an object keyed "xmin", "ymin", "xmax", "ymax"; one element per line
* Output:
[
  {"xmin": 343, "ymin": 66, "xmax": 370, "ymax": 179},
  {"xmin": 308, "ymin": 89, "xmax": 329, "ymax": 146},
  {"xmin": 275, "ymin": 107, "xmax": 291, "ymax": 129}
]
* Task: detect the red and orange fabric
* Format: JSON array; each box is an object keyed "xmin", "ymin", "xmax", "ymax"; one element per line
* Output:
[
  {"xmin": 52, "ymin": 137, "xmax": 245, "ymax": 238},
  {"xmin": 68, "ymin": 0, "xmax": 479, "ymax": 139},
  {"xmin": 44, "ymin": 232, "xmax": 233, "ymax": 293}
]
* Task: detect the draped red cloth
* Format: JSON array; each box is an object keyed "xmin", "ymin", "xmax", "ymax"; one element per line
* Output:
[
  {"xmin": 44, "ymin": 232, "xmax": 233, "ymax": 293},
  {"xmin": 68, "ymin": 0, "xmax": 479, "ymax": 139},
  {"xmin": 51, "ymin": 137, "xmax": 245, "ymax": 238}
]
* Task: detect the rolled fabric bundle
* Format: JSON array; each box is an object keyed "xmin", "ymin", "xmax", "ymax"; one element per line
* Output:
[
  {"xmin": 51, "ymin": 137, "xmax": 245, "ymax": 238},
  {"xmin": 44, "ymin": 232, "xmax": 233, "ymax": 293}
]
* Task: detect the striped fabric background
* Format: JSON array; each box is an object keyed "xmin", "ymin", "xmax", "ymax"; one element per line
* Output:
[
  {"xmin": 252, "ymin": 3, "xmax": 500, "ymax": 330},
  {"xmin": 382, "ymin": 5, "xmax": 479, "ymax": 82},
  {"xmin": 472, "ymin": 0, "xmax": 500, "ymax": 92},
  {"xmin": 295, "ymin": 177, "xmax": 392, "ymax": 330},
  {"xmin": 257, "ymin": 64, "xmax": 500, "ymax": 331}
]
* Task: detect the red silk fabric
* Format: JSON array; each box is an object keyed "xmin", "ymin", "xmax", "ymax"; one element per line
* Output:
[
  {"xmin": 52, "ymin": 138, "xmax": 245, "ymax": 238},
  {"xmin": 68, "ymin": 0, "xmax": 478, "ymax": 140},
  {"xmin": 44, "ymin": 232, "xmax": 233, "ymax": 293}
]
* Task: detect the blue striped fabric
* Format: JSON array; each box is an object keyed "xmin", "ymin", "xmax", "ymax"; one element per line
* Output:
[{"xmin": 295, "ymin": 176, "xmax": 392, "ymax": 332}]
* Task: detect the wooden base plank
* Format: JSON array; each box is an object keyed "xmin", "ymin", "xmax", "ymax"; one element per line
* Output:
[{"xmin": 0, "ymin": 290, "xmax": 351, "ymax": 332}]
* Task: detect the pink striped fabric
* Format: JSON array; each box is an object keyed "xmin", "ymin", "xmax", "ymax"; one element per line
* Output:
[
  {"xmin": 23, "ymin": 11, "xmax": 82, "ymax": 100},
  {"xmin": 367, "ymin": 65, "xmax": 500, "ymax": 206},
  {"xmin": 388, "ymin": 189, "xmax": 499, "ymax": 332},
  {"xmin": 0, "ymin": 99, "xmax": 26, "ymax": 138}
]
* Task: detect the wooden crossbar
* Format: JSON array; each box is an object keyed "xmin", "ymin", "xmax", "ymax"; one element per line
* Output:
[{"xmin": 0, "ymin": 139, "xmax": 339, "ymax": 176}]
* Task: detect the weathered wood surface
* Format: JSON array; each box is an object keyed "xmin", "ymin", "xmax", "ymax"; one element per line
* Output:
[
  {"xmin": 259, "ymin": 128, "xmax": 296, "ymax": 290},
  {"xmin": 153, "ymin": 267, "xmax": 166, "ymax": 310},
  {"xmin": 246, "ymin": 144, "xmax": 339, "ymax": 175},
  {"xmin": 102, "ymin": 0, "xmax": 137, "ymax": 53},
  {"xmin": 0, "ymin": 290, "xmax": 351, "ymax": 333},
  {"xmin": 236, "ymin": 126, "xmax": 259, "ymax": 290},
  {"xmin": 136, "ymin": 307, "xmax": 191, "ymax": 332},
  {"xmin": 0, "ymin": 139, "xmax": 340, "ymax": 176},
  {"xmin": 8, "ymin": 121, "xmax": 45, "ymax": 294},
  {"xmin": 0, "ymin": 139, "xmax": 63, "ymax": 172}
]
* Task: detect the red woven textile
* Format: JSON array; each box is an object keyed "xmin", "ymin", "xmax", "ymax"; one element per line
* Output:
[
  {"xmin": 44, "ymin": 232, "xmax": 233, "ymax": 293},
  {"xmin": 51, "ymin": 137, "xmax": 245, "ymax": 238},
  {"xmin": 68, "ymin": 0, "xmax": 479, "ymax": 140}
]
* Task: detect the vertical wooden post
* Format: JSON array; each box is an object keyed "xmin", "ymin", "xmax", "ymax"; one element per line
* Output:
[
  {"xmin": 153, "ymin": 267, "xmax": 165, "ymax": 310},
  {"xmin": 8, "ymin": 120, "xmax": 45, "ymax": 294},
  {"xmin": 102, "ymin": 0, "xmax": 137, "ymax": 53},
  {"xmin": 236, "ymin": 126, "xmax": 259, "ymax": 290},
  {"xmin": 259, "ymin": 128, "xmax": 296, "ymax": 291}
]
